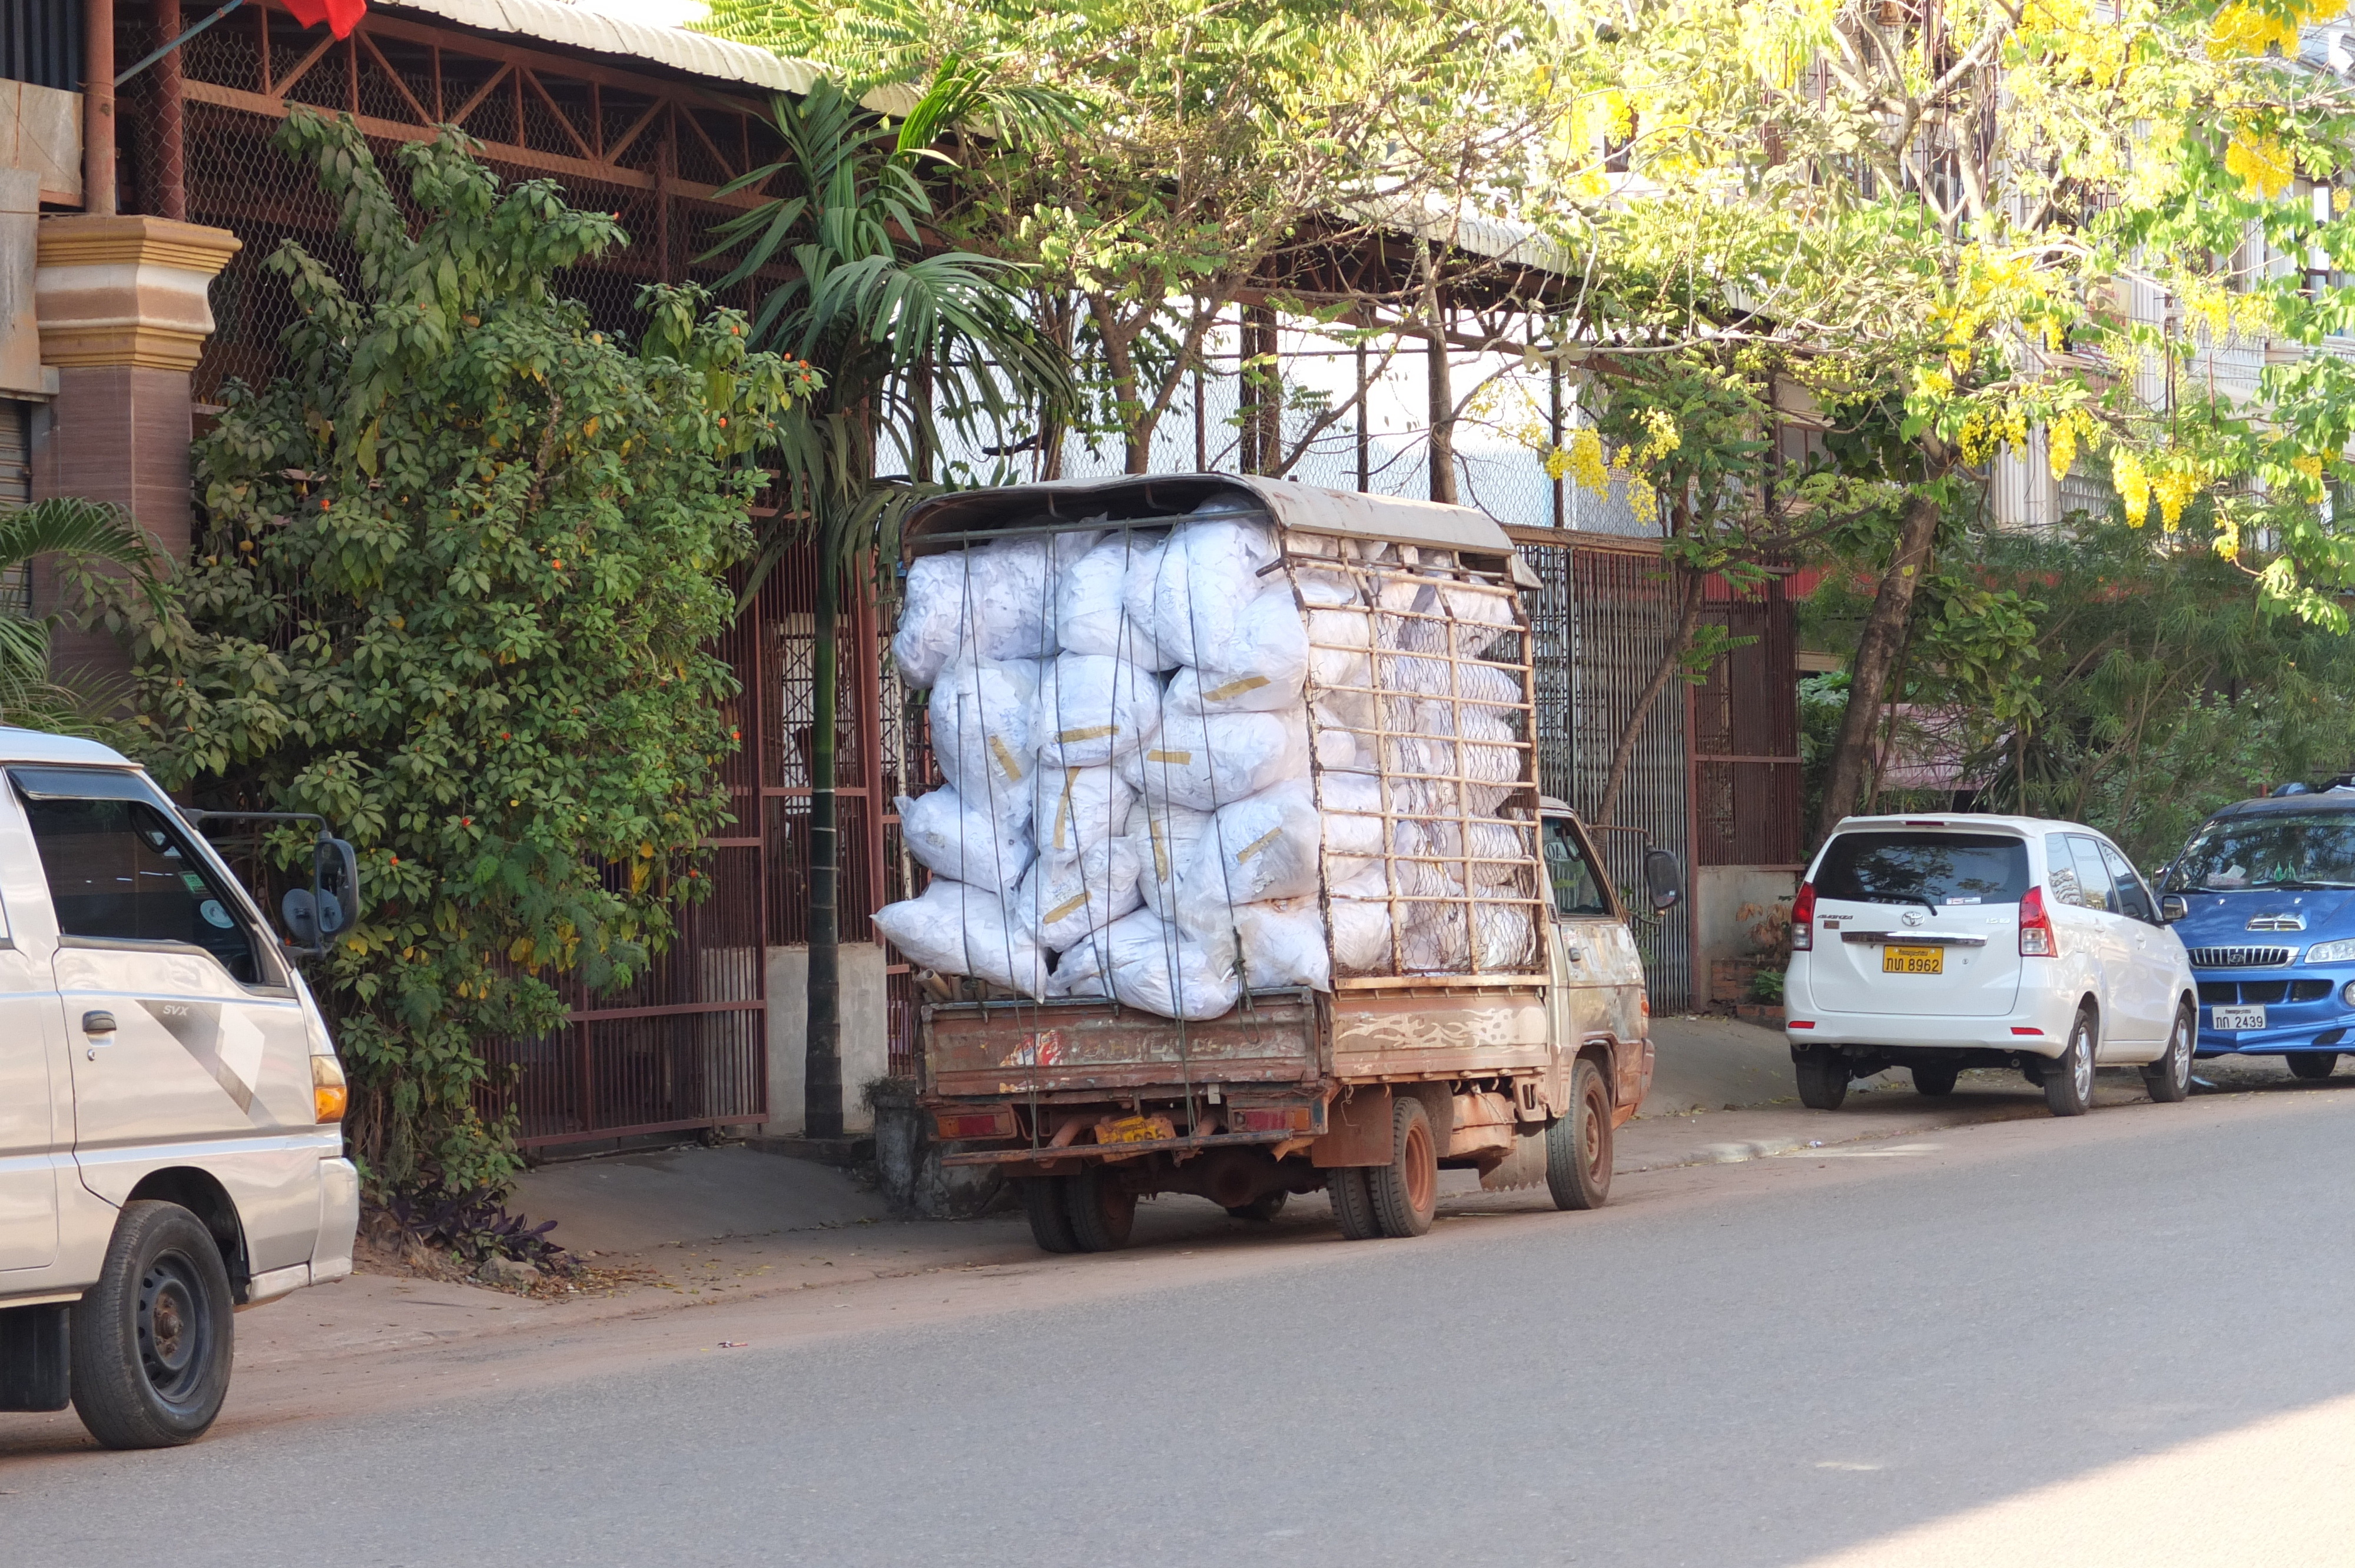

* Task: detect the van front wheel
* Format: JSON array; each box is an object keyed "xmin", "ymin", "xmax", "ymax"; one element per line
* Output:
[{"xmin": 70, "ymin": 1200, "xmax": 236, "ymax": 1450}]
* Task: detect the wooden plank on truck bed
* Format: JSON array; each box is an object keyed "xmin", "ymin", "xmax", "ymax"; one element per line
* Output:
[
  {"xmin": 926, "ymin": 993, "xmax": 1322, "ymax": 1098},
  {"xmin": 1330, "ymin": 989, "xmax": 1550, "ymax": 1080}
]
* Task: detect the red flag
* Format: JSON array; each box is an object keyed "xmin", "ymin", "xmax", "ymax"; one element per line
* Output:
[{"xmin": 280, "ymin": 0, "xmax": 367, "ymax": 39}]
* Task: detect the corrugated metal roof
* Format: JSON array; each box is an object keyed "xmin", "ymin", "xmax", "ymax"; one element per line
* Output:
[
  {"xmin": 377, "ymin": 0, "xmax": 921, "ymax": 113},
  {"xmin": 901, "ymin": 474, "xmax": 1517, "ymax": 557}
]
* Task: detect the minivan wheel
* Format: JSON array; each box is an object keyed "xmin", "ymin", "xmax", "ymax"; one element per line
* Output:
[
  {"xmin": 1794, "ymin": 1049, "xmax": 1849, "ymax": 1111},
  {"xmin": 1911, "ymin": 1063, "xmax": 1961, "ymax": 1097},
  {"xmin": 2287, "ymin": 1052, "xmax": 2339, "ymax": 1081},
  {"xmin": 69, "ymin": 1200, "xmax": 235, "ymax": 1450},
  {"xmin": 2046, "ymin": 1009, "xmax": 2098, "ymax": 1117},
  {"xmin": 2144, "ymin": 1004, "xmax": 2195, "ymax": 1102}
]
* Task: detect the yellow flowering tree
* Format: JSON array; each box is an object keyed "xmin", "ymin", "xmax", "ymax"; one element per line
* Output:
[{"xmin": 1541, "ymin": 0, "xmax": 2355, "ymax": 834}]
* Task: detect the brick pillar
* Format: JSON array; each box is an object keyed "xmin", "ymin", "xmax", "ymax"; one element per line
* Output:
[{"xmin": 31, "ymin": 213, "xmax": 240, "ymax": 677}]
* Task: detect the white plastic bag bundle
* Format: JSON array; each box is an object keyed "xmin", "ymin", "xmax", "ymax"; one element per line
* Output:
[
  {"xmin": 1128, "ymin": 797, "xmax": 1213, "ymax": 919},
  {"xmin": 1127, "ymin": 515, "xmax": 1280, "ymax": 670},
  {"xmin": 1465, "ymin": 817, "xmax": 1538, "ymax": 886},
  {"xmin": 1472, "ymin": 901, "xmax": 1538, "ymax": 970},
  {"xmin": 928, "ymin": 656, "xmax": 1041, "ymax": 809},
  {"xmin": 1103, "ymin": 909, "xmax": 1240, "ymax": 1021},
  {"xmin": 1401, "ymin": 903, "xmax": 1470, "ymax": 973},
  {"xmin": 1326, "ymin": 866, "xmax": 1397, "ymax": 975},
  {"xmin": 1033, "ymin": 653, "xmax": 1162, "ymax": 768},
  {"xmin": 1172, "ymin": 782, "xmax": 1322, "ymax": 943},
  {"xmin": 895, "ymin": 786, "xmax": 1034, "ymax": 888},
  {"xmin": 871, "ymin": 879, "xmax": 1049, "ymax": 997},
  {"xmin": 1046, "ymin": 926, "xmax": 1113, "ymax": 999},
  {"xmin": 961, "ymin": 531, "xmax": 1103, "ymax": 662},
  {"xmin": 1122, "ymin": 705, "xmax": 1309, "ymax": 812},
  {"xmin": 1016, "ymin": 838, "xmax": 1143, "ymax": 952},
  {"xmin": 1057, "ymin": 534, "xmax": 1175, "ymax": 670},
  {"xmin": 1317, "ymin": 772, "xmax": 1391, "ymax": 880},
  {"xmin": 891, "ymin": 554, "xmax": 970, "ymax": 689},
  {"xmin": 1231, "ymin": 896, "xmax": 1331, "ymax": 992},
  {"xmin": 1031, "ymin": 765, "xmax": 1135, "ymax": 855}
]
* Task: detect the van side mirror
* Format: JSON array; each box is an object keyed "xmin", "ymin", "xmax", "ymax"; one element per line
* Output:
[
  {"xmin": 1643, "ymin": 847, "xmax": 1684, "ymax": 913},
  {"xmin": 281, "ymin": 836, "xmax": 362, "ymax": 952},
  {"xmin": 2158, "ymin": 893, "xmax": 2187, "ymax": 923}
]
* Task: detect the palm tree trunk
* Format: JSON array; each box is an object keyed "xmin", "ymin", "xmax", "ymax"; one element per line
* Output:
[{"xmin": 802, "ymin": 548, "xmax": 844, "ymax": 1140}]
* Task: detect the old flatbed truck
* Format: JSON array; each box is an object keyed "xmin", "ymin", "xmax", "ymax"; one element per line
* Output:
[{"xmin": 903, "ymin": 476, "xmax": 1682, "ymax": 1252}]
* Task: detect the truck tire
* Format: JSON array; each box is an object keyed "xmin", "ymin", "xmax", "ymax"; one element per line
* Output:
[
  {"xmin": 1020, "ymin": 1178, "xmax": 1080, "ymax": 1254},
  {"xmin": 1327, "ymin": 1168, "xmax": 1382, "ymax": 1240},
  {"xmin": 1794, "ymin": 1049, "xmax": 1849, "ymax": 1111},
  {"xmin": 2046, "ymin": 1008, "xmax": 2097, "ymax": 1117},
  {"xmin": 1911, "ymin": 1063, "xmax": 1960, "ymax": 1097},
  {"xmin": 69, "ymin": 1200, "xmax": 236, "ymax": 1450},
  {"xmin": 1545, "ymin": 1058, "xmax": 1613, "ymax": 1211},
  {"xmin": 2144, "ymin": 1004, "xmax": 2196, "ymax": 1102},
  {"xmin": 1225, "ymin": 1192, "xmax": 1288, "ymax": 1222},
  {"xmin": 2287, "ymin": 1051, "xmax": 2339, "ymax": 1081},
  {"xmin": 1063, "ymin": 1168, "xmax": 1136, "ymax": 1252},
  {"xmin": 1367, "ymin": 1096, "xmax": 1438, "ymax": 1238}
]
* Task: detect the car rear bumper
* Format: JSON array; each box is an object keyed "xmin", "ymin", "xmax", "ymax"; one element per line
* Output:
[{"xmin": 1783, "ymin": 989, "xmax": 2077, "ymax": 1058}]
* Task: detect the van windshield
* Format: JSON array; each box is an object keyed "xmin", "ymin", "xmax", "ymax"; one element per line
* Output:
[
  {"xmin": 2167, "ymin": 812, "xmax": 2355, "ymax": 892},
  {"xmin": 1815, "ymin": 832, "xmax": 2031, "ymax": 910}
]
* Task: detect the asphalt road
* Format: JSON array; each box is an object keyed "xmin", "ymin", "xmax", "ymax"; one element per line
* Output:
[{"xmin": 8, "ymin": 1077, "xmax": 2355, "ymax": 1567}]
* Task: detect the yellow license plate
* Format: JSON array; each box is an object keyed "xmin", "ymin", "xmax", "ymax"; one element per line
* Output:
[
  {"xmin": 1099, "ymin": 1115, "xmax": 1165, "ymax": 1145},
  {"xmin": 1883, "ymin": 945, "xmax": 1943, "ymax": 975}
]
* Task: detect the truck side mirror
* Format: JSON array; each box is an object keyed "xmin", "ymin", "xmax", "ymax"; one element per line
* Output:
[
  {"xmin": 1643, "ymin": 847, "xmax": 1684, "ymax": 913},
  {"xmin": 2158, "ymin": 893, "xmax": 2187, "ymax": 923}
]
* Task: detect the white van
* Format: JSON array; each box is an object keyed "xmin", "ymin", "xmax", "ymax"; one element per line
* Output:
[
  {"xmin": 1783, "ymin": 814, "xmax": 2198, "ymax": 1117},
  {"xmin": 0, "ymin": 732, "xmax": 359, "ymax": 1447}
]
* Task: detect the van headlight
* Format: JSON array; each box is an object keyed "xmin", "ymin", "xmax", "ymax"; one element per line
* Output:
[{"xmin": 2307, "ymin": 939, "xmax": 2355, "ymax": 964}]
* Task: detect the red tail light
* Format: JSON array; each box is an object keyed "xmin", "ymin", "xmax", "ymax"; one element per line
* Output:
[
  {"xmin": 1791, "ymin": 882, "xmax": 1816, "ymax": 951},
  {"xmin": 2019, "ymin": 886, "xmax": 2057, "ymax": 957}
]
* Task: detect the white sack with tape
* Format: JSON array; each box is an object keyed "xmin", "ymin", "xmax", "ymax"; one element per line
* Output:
[
  {"xmin": 1016, "ymin": 837, "xmax": 1143, "ymax": 952},
  {"xmin": 1126, "ymin": 514, "xmax": 1280, "ymax": 672},
  {"xmin": 895, "ymin": 786, "xmax": 1034, "ymax": 888},
  {"xmin": 1104, "ymin": 909, "xmax": 1241, "ymax": 1021},
  {"xmin": 1121, "ymin": 705, "xmax": 1309, "ymax": 812},
  {"xmin": 1229, "ymin": 896, "xmax": 1331, "ymax": 992},
  {"xmin": 1172, "ymin": 782, "xmax": 1322, "ymax": 944},
  {"xmin": 1033, "ymin": 653, "xmax": 1162, "ymax": 768},
  {"xmin": 870, "ymin": 879, "xmax": 1049, "ymax": 997},
  {"xmin": 1326, "ymin": 866, "xmax": 1397, "ymax": 976},
  {"xmin": 1162, "ymin": 592, "xmax": 1309, "ymax": 712},
  {"xmin": 1030, "ymin": 765, "xmax": 1135, "ymax": 855},
  {"xmin": 928, "ymin": 656, "xmax": 1041, "ymax": 812},
  {"xmin": 1127, "ymin": 797, "xmax": 1213, "ymax": 920},
  {"xmin": 891, "ymin": 553, "xmax": 970, "ymax": 688},
  {"xmin": 1057, "ymin": 534, "xmax": 1176, "ymax": 669}
]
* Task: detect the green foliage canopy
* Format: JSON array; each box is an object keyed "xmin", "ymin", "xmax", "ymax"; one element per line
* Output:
[{"xmin": 105, "ymin": 115, "xmax": 815, "ymax": 1190}]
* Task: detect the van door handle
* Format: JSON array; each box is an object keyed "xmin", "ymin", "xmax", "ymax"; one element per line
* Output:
[{"xmin": 82, "ymin": 1009, "xmax": 117, "ymax": 1059}]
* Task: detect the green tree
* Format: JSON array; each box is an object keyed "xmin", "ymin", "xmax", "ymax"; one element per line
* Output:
[
  {"xmin": 103, "ymin": 114, "xmax": 811, "ymax": 1190},
  {"xmin": 702, "ymin": 75, "xmax": 1068, "ymax": 1138}
]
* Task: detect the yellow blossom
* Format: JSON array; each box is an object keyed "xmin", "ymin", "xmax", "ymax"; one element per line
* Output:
[
  {"xmin": 1626, "ymin": 473, "xmax": 1660, "ymax": 530},
  {"xmin": 2214, "ymin": 519, "xmax": 2243, "ymax": 562},
  {"xmin": 2048, "ymin": 419, "xmax": 2077, "ymax": 482},
  {"xmin": 2208, "ymin": 2, "xmax": 2307, "ymax": 59},
  {"xmin": 2293, "ymin": 453, "xmax": 2326, "ymax": 494},
  {"xmin": 2155, "ymin": 466, "xmax": 2204, "ymax": 530},
  {"xmin": 2225, "ymin": 133, "xmax": 2295, "ymax": 200},
  {"xmin": 2113, "ymin": 449, "xmax": 2152, "ymax": 526},
  {"xmin": 1564, "ymin": 428, "xmax": 1610, "ymax": 497}
]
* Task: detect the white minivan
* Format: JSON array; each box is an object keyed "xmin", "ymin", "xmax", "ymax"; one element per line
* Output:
[
  {"xmin": 0, "ymin": 731, "xmax": 359, "ymax": 1448},
  {"xmin": 1783, "ymin": 815, "xmax": 2198, "ymax": 1118}
]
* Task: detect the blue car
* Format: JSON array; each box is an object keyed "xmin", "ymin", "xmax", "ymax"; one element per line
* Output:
[{"xmin": 2161, "ymin": 786, "xmax": 2355, "ymax": 1078}]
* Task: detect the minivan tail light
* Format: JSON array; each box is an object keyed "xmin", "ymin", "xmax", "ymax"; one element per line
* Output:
[
  {"xmin": 2019, "ymin": 886, "xmax": 2057, "ymax": 957},
  {"xmin": 1791, "ymin": 882, "xmax": 1816, "ymax": 951},
  {"xmin": 312, "ymin": 1054, "xmax": 349, "ymax": 1124}
]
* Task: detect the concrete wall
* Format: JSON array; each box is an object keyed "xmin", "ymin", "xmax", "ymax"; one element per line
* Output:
[
  {"xmin": 0, "ymin": 81, "xmax": 79, "ymax": 206},
  {"xmin": 1697, "ymin": 866, "xmax": 1799, "ymax": 975},
  {"xmin": 764, "ymin": 941, "xmax": 890, "ymax": 1137}
]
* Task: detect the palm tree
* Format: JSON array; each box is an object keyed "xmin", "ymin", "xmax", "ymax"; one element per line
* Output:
[
  {"xmin": 707, "ymin": 71, "xmax": 1073, "ymax": 1137},
  {"xmin": 0, "ymin": 497, "xmax": 164, "ymax": 737}
]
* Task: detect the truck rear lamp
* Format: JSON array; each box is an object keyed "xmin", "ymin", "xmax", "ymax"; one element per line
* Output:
[
  {"xmin": 1790, "ymin": 882, "xmax": 1816, "ymax": 951},
  {"xmin": 1231, "ymin": 1105, "xmax": 1318, "ymax": 1134},
  {"xmin": 934, "ymin": 1108, "xmax": 1018, "ymax": 1141},
  {"xmin": 2018, "ymin": 887, "xmax": 2057, "ymax": 957},
  {"xmin": 311, "ymin": 1054, "xmax": 348, "ymax": 1124}
]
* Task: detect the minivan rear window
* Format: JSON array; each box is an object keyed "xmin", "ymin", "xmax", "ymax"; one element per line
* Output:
[{"xmin": 1814, "ymin": 832, "xmax": 2031, "ymax": 908}]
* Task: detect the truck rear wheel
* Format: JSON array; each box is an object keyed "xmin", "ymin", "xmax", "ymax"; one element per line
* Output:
[
  {"xmin": 1063, "ymin": 1168, "xmax": 1136, "ymax": 1252},
  {"xmin": 69, "ymin": 1200, "xmax": 235, "ymax": 1450},
  {"xmin": 1327, "ymin": 1168, "xmax": 1382, "ymax": 1240},
  {"xmin": 1546, "ymin": 1058, "xmax": 1613, "ymax": 1211},
  {"xmin": 1020, "ymin": 1178, "xmax": 1079, "ymax": 1254},
  {"xmin": 1368, "ymin": 1097, "xmax": 1438, "ymax": 1238}
]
